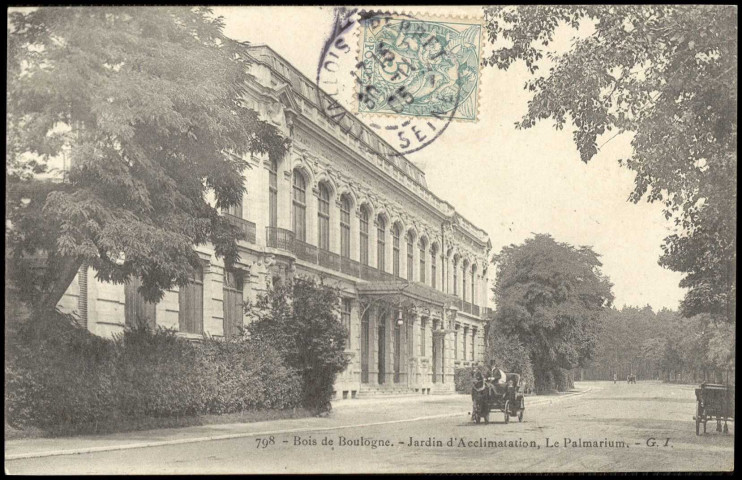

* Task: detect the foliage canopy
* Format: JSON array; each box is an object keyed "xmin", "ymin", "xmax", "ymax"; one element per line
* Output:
[
  {"xmin": 6, "ymin": 7, "xmax": 289, "ymax": 309},
  {"xmin": 483, "ymin": 5, "xmax": 737, "ymax": 323}
]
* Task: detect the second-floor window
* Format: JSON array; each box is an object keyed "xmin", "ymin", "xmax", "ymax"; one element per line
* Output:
[
  {"xmin": 360, "ymin": 206, "xmax": 369, "ymax": 265},
  {"xmin": 406, "ymin": 232, "xmax": 414, "ymax": 280},
  {"xmin": 292, "ymin": 170, "xmax": 306, "ymax": 241},
  {"xmin": 318, "ymin": 183, "xmax": 330, "ymax": 250},
  {"xmin": 431, "ymin": 247, "xmax": 437, "ymax": 289},
  {"xmin": 376, "ymin": 215, "xmax": 386, "ymax": 271},
  {"xmin": 462, "ymin": 262, "xmax": 468, "ymax": 302},
  {"xmin": 419, "ymin": 239, "xmax": 427, "ymax": 284},
  {"xmin": 453, "ymin": 258, "xmax": 458, "ymax": 296},
  {"xmin": 268, "ymin": 159, "xmax": 278, "ymax": 228},
  {"xmin": 392, "ymin": 224, "xmax": 400, "ymax": 277},
  {"xmin": 471, "ymin": 267, "xmax": 477, "ymax": 305},
  {"xmin": 340, "ymin": 195, "xmax": 351, "ymax": 258}
]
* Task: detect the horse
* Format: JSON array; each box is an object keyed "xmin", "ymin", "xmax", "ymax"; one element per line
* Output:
[{"xmin": 471, "ymin": 370, "xmax": 491, "ymax": 423}]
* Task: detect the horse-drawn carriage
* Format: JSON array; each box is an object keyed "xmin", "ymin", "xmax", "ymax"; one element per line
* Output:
[
  {"xmin": 627, "ymin": 374, "xmax": 637, "ymax": 384},
  {"xmin": 471, "ymin": 372, "xmax": 525, "ymax": 424},
  {"xmin": 694, "ymin": 382, "xmax": 735, "ymax": 435}
]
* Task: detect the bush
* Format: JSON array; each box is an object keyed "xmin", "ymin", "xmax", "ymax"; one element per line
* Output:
[
  {"xmin": 114, "ymin": 326, "xmax": 208, "ymax": 418},
  {"xmin": 454, "ymin": 366, "xmax": 488, "ymax": 394},
  {"xmin": 247, "ymin": 276, "xmax": 350, "ymax": 413},
  {"xmin": 197, "ymin": 337, "xmax": 302, "ymax": 414},
  {"xmin": 484, "ymin": 325, "xmax": 535, "ymax": 392},
  {"xmin": 5, "ymin": 313, "xmax": 117, "ymax": 433},
  {"xmin": 533, "ymin": 367, "xmax": 575, "ymax": 393},
  {"xmin": 5, "ymin": 311, "xmax": 303, "ymax": 435}
]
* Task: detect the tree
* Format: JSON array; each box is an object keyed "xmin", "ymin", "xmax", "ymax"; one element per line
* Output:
[
  {"xmin": 483, "ymin": 5, "xmax": 737, "ymax": 323},
  {"xmin": 492, "ymin": 234, "xmax": 614, "ymax": 392},
  {"xmin": 246, "ymin": 276, "xmax": 351, "ymax": 413},
  {"xmin": 6, "ymin": 7, "xmax": 289, "ymax": 314}
]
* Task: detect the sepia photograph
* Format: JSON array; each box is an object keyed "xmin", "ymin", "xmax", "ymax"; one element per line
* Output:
[{"xmin": 5, "ymin": 5, "xmax": 736, "ymax": 474}]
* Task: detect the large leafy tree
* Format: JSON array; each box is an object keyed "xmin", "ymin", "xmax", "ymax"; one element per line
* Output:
[
  {"xmin": 7, "ymin": 7, "xmax": 288, "ymax": 313},
  {"xmin": 483, "ymin": 5, "xmax": 737, "ymax": 323},
  {"xmin": 492, "ymin": 234, "xmax": 614, "ymax": 392}
]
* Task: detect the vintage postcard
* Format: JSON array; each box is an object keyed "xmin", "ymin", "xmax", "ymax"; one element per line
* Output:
[{"xmin": 5, "ymin": 5, "xmax": 736, "ymax": 474}]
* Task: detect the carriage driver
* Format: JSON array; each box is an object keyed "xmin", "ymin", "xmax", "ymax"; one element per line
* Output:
[{"xmin": 488, "ymin": 360, "xmax": 507, "ymax": 385}]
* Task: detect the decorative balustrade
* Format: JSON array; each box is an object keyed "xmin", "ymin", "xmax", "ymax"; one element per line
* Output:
[
  {"xmin": 462, "ymin": 301, "xmax": 473, "ymax": 315},
  {"xmin": 318, "ymin": 249, "xmax": 341, "ymax": 271},
  {"xmin": 265, "ymin": 226, "xmax": 294, "ymax": 250},
  {"xmin": 293, "ymin": 239, "xmax": 318, "ymax": 263},
  {"xmin": 340, "ymin": 257, "xmax": 361, "ymax": 277},
  {"xmin": 224, "ymin": 214, "xmax": 257, "ymax": 244},
  {"xmin": 263, "ymin": 227, "xmax": 487, "ymax": 318}
]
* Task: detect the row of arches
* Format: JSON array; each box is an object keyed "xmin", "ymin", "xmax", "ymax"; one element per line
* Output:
[{"xmin": 273, "ymin": 159, "xmax": 486, "ymax": 305}]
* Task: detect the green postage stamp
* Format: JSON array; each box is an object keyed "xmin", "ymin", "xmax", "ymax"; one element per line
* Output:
[{"xmin": 356, "ymin": 13, "xmax": 483, "ymax": 122}]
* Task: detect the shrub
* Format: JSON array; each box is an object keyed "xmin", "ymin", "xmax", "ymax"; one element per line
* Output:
[
  {"xmin": 114, "ymin": 325, "xmax": 207, "ymax": 418},
  {"xmin": 5, "ymin": 313, "xmax": 117, "ymax": 432},
  {"xmin": 484, "ymin": 324, "xmax": 535, "ymax": 392},
  {"xmin": 454, "ymin": 366, "xmax": 488, "ymax": 394},
  {"xmin": 247, "ymin": 276, "xmax": 350, "ymax": 413},
  {"xmin": 197, "ymin": 336, "xmax": 302, "ymax": 414},
  {"xmin": 5, "ymin": 311, "xmax": 304, "ymax": 435}
]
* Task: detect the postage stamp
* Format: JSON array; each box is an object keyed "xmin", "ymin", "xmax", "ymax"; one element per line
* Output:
[
  {"xmin": 355, "ymin": 14, "xmax": 483, "ymax": 122},
  {"xmin": 316, "ymin": 9, "xmax": 484, "ymax": 156}
]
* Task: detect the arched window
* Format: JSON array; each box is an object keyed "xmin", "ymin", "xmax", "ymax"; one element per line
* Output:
[
  {"xmin": 453, "ymin": 256, "xmax": 459, "ymax": 296},
  {"xmin": 318, "ymin": 183, "xmax": 330, "ymax": 250},
  {"xmin": 376, "ymin": 215, "xmax": 386, "ymax": 271},
  {"xmin": 359, "ymin": 206, "xmax": 369, "ymax": 265},
  {"xmin": 268, "ymin": 159, "xmax": 278, "ymax": 228},
  {"xmin": 462, "ymin": 260, "xmax": 469, "ymax": 302},
  {"xmin": 406, "ymin": 231, "xmax": 414, "ymax": 280},
  {"xmin": 431, "ymin": 245, "xmax": 437, "ymax": 289},
  {"xmin": 471, "ymin": 266, "xmax": 477, "ymax": 306},
  {"xmin": 340, "ymin": 195, "xmax": 351, "ymax": 258},
  {"xmin": 419, "ymin": 238, "xmax": 427, "ymax": 284},
  {"xmin": 292, "ymin": 170, "xmax": 306, "ymax": 241},
  {"xmin": 392, "ymin": 224, "xmax": 401, "ymax": 277}
]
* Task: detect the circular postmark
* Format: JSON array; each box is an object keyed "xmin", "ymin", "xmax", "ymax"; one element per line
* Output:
[{"xmin": 316, "ymin": 9, "xmax": 482, "ymax": 156}]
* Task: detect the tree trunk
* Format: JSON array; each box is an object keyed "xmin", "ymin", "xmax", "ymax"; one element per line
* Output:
[{"xmin": 37, "ymin": 256, "xmax": 84, "ymax": 315}]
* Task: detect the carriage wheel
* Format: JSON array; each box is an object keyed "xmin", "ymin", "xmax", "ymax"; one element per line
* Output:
[
  {"xmin": 504, "ymin": 400, "xmax": 510, "ymax": 424},
  {"xmin": 695, "ymin": 403, "xmax": 702, "ymax": 436}
]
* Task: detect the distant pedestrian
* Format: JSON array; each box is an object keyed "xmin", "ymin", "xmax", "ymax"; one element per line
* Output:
[{"xmin": 613, "ymin": 373, "xmax": 617, "ymax": 384}]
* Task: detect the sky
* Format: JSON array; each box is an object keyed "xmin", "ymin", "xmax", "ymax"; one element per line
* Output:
[{"xmin": 215, "ymin": 6, "xmax": 685, "ymax": 311}]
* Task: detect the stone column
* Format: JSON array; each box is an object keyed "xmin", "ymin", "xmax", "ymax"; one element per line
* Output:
[
  {"xmin": 370, "ymin": 305, "xmax": 379, "ymax": 385},
  {"xmin": 201, "ymin": 258, "xmax": 224, "ymax": 337}
]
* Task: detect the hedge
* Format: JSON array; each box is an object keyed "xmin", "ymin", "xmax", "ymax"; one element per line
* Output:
[{"xmin": 5, "ymin": 313, "xmax": 303, "ymax": 434}]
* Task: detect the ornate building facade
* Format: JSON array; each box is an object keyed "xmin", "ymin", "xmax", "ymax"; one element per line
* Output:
[{"xmin": 58, "ymin": 45, "xmax": 492, "ymax": 397}]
